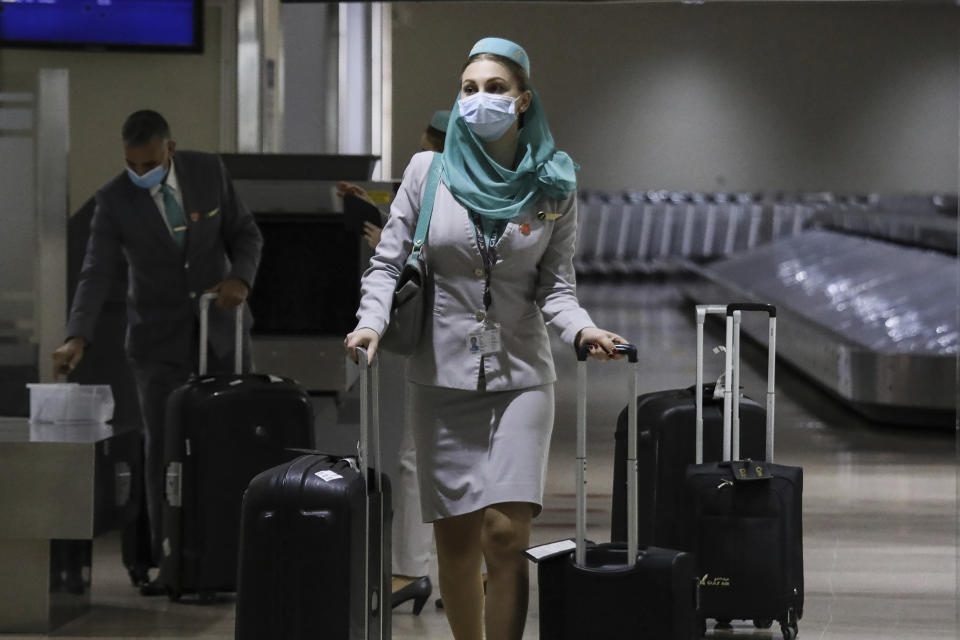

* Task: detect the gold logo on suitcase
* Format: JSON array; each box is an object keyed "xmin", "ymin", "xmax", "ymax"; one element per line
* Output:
[{"xmin": 699, "ymin": 574, "xmax": 731, "ymax": 588}]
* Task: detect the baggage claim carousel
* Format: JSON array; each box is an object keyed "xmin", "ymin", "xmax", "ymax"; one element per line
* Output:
[{"xmin": 576, "ymin": 191, "xmax": 957, "ymax": 427}]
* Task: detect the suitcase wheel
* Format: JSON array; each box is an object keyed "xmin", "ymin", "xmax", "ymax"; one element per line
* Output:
[
  {"xmin": 780, "ymin": 608, "xmax": 799, "ymax": 640},
  {"xmin": 753, "ymin": 618, "xmax": 774, "ymax": 629},
  {"xmin": 167, "ymin": 588, "xmax": 182, "ymax": 602}
]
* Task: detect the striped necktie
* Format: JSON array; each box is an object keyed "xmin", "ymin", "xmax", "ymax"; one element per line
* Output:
[{"xmin": 161, "ymin": 183, "xmax": 187, "ymax": 249}]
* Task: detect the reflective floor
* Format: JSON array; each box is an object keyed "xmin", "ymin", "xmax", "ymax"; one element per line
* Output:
[{"xmin": 12, "ymin": 280, "xmax": 957, "ymax": 639}]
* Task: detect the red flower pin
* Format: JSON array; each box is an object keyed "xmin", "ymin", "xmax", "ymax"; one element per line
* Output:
[{"xmin": 520, "ymin": 223, "xmax": 531, "ymax": 236}]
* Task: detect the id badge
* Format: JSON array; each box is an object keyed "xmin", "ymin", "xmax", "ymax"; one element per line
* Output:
[{"xmin": 466, "ymin": 325, "xmax": 502, "ymax": 355}]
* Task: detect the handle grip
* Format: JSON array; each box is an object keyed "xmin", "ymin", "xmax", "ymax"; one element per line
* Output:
[
  {"xmin": 726, "ymin": 303, "xmax": 776, "ymax": 317},
  {"xmin": 576, "ymin": 342, "xmax": 638, "ymax": 362},
  {"xmin": 355, "ymin": 345, "xmax": 372, "ymax": 368}
]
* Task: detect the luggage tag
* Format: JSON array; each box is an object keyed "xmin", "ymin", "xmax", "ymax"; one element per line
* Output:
[
  {"xmin": 466, "ymin": 324, "xmax": 502, "ymax": 355},
  {"xmin": 523, "ymin": 539, "xmax": 576, "ymax": 563},
  {"xmin": 315, "ymin": 470, "xmax": 343, "ymax": 482}
]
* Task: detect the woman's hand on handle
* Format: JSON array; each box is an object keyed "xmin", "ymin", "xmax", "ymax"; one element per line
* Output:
[
  {"xmin": 576, "ymin": 327, "xmax": 628, "ymax": 361},
  {"xmin": 344, "ymin": 327, "xmax": 380, "ymax": 365}
]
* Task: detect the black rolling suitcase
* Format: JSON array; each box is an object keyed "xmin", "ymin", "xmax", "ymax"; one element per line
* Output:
[
  {"xmin": 235, "ymin": 346, "xmax": 391, "ymax": 640},
  {"xmin": 611, "ymin": 304, "xmax": 767, "ymax": 547},
  {"xmin": 684, "ymin": 304, "xmax": 803, "ymax": 640},
  {"xmin": 160, "ymin": 293, "xmax": 314, "ymax": 601},
  {"xmin": 527, "ymin": 343, "xmax": 699, "ymax": 640}
]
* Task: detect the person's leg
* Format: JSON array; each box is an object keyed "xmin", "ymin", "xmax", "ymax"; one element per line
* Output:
[
  {"xmin": 392, "ymin": 418, "xmax": 433, "ymax": 580},
  {"xmin": 390, "ymin": 397, "xmax": 434, "ymax": 613},
  {"xmin": 393, "ymin": 378, "xmax": 432, "ymax": 581},
  {"xmin": 473, "ymin": 384, "xmax": 552, "ymax": 636},
  {"xmin": 482, "ymin": 502, "xmax": 534, "ymax": 640},
  {"xmin": 128, "ymin": 359, "xmax": 192, "ymax": 569},
  {"xmin": 433, "ymin": 510, "xmax": 485, "ymax": 640}
]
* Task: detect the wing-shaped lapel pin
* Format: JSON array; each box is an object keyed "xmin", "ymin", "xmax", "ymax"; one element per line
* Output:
[{"xmin": 537, "ymin": 211, "xmax": 563, "ymax": 221}]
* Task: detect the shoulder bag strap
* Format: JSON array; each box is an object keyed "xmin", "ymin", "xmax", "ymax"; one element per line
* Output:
[{"xmin": 410, "ymin": 152, "xmax": 443, "ymax": 261}]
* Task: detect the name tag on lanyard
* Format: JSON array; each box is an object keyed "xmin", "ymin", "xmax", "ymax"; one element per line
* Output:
[
  {"xmin": 467, "ymin": 325, "xmax": 502, "ymax": 355},
  {"xmin": 467, "ymin": 212, "xmax": 502, "ymax": 356}
]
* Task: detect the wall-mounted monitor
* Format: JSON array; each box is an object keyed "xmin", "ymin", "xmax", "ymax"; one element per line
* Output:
[{"xmin": 0, "ymin": 0, "xmax": 203, "ymax": 53}]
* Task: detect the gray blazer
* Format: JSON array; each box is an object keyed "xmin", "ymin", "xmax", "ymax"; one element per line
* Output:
[
  {"xmin": 67, "ymin": 151, "xmax": 263, "ymax": 366},
  {"xmin": 357, "ymin": 151, "xmax": 594, "ymax": 391}
]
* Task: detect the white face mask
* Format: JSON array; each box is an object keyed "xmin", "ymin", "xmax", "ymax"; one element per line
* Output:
[
  {"xmin": 457, "ymin": 92, "xmax": 518, "ymax": 142},
  {"xmin": 126, "ymin": 163, "xmax": 167, "ymax": 190}
]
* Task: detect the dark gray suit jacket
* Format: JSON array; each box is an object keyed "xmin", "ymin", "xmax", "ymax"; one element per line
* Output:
[{"xmin": 67, "ymin": 151, "xmax": 263, "ymax": 366}]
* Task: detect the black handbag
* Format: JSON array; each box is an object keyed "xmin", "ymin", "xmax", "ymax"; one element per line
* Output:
[{"xmin": 380, "ymin": 153, "xmax": 443, "ymax": 355}]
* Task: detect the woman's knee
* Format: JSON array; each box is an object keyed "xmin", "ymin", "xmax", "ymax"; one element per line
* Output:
[{"xmin": 482, "ymin": 503, "xmax": 533, "ymax": 557}]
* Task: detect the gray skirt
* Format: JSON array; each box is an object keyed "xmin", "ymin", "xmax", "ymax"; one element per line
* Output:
[{"xmin": 409, "ymin": 382, "xmax": 555, "ymax": 522}]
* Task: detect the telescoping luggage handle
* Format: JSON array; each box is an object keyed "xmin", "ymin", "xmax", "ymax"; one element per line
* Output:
[
  {"xmin": 575, "ymin": 342, "xmax": 639, "ymax": 568},
  {"xmin": 198, "ymin": 292, "xmax": 244, "ymax": 376},
  {"xmin": 354, "ymin": 346, "xmax": 385, "ymax": 640},
  {"xmin": 354, "ymin": 346, "xmax": 384, "ymax": 495},
  {"xmin": 695, "ymin": 303, "xmax": 777, "ymax": 464}
]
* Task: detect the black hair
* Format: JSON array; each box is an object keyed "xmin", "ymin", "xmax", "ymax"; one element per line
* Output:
[{"xmin": 121, "ymin": 110, "xmax": 172, "ymax": 146}]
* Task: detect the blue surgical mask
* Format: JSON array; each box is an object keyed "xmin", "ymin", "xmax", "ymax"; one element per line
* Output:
[
  {"xmin": 458, "ymin": 92, "xmax": 518, "ymax": 142},
  {"xmin": 126, "ymin": 163, "xmax": 168, "ymax": 190}
]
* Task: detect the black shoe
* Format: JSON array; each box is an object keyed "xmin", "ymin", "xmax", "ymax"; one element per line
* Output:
[
  {"xmin": 139, "ymin": 578, "xmax": 166, "ymax": 597},
  {"xmin": 128, "ymin": 566, "xmax": 150, "ymax": 589},
  {"xmin": 391, "ymin": 576, "xmax": 432, "ymax": 615}
]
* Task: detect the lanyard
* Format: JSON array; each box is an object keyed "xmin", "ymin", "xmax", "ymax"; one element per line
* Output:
[{"xmin": 469, "ymin": 212, "xmax": 498, "ymax": 310}]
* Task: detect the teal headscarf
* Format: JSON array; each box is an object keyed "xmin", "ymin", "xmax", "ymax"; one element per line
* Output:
[
  {"xmin": 440, "ymin": 38, "xmax": 578, "ymax": 221},
  {"xmin": 429, "ymin": 109, "xmax": 451, "ymax": 132}
]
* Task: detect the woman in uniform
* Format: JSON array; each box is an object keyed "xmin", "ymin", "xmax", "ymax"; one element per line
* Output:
[{"xmin": 345, "ymin": 37, "xmax": 627, "ymax": 640}]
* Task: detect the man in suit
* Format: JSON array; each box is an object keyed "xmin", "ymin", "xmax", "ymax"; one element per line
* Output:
[{"xmin": 52, "ymin": 110, "xmax": 262, "ymax": 595}]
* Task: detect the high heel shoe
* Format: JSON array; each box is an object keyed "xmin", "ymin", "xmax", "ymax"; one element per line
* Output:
[{"xmin": 391, "ymin": 576, "xmax": 432, "ymax": 615}]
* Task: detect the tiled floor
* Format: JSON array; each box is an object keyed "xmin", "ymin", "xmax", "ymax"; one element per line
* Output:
[{"xmin": 13, "ymin": 280, "xmax": 957, "ymax": 639}]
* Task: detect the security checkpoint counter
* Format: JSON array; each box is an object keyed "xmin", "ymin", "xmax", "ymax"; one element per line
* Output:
[{"xmin": 0, "ymin": 417, "xmax": 140, "ymax": 633}]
